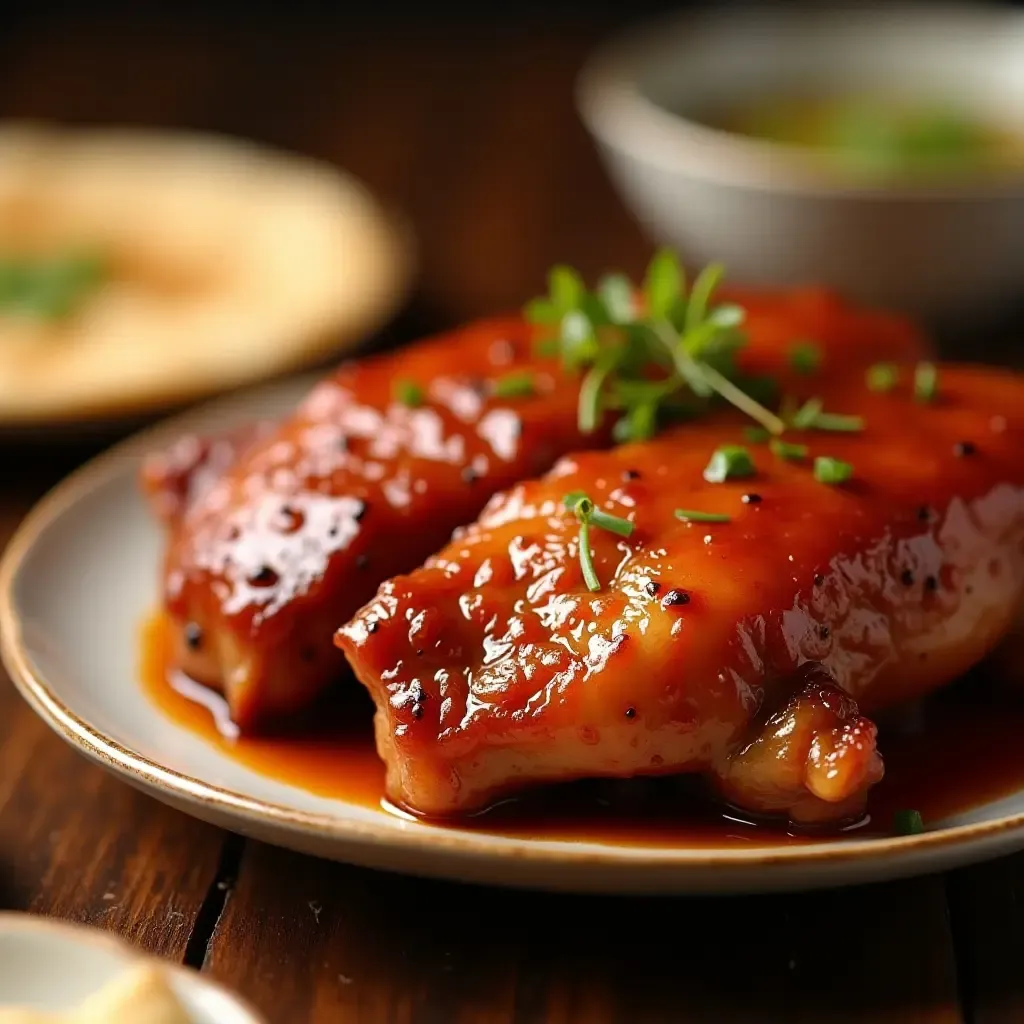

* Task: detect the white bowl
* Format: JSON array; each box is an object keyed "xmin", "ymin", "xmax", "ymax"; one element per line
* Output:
[
  {"xmin": 577, "ymin": 2, "xmax": 1024, "ymax": 321},
  {"xmin": 0, "ymin": 913, "xmax": 264, "ymax": 1022}
]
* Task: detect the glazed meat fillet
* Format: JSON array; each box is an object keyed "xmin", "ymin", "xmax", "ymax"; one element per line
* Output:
[
  {"xmin": 143, "ymin": 287, "xmax": 925, "ymax": 731},
  {"xmin": 338, "ymin": 365, "xmax": 1024, "ymax": 825}
]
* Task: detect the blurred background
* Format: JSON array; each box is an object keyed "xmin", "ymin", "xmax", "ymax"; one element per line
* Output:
[{"xmin": 2, "ymin": 0, "xmax": 1024, "ymax": 454}]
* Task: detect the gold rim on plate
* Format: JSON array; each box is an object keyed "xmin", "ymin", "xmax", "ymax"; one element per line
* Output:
[{"xmin": 1, "ymin": 382, "xmax": 1023, "ymax": 890}]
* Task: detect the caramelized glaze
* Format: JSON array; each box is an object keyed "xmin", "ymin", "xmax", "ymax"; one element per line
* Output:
[
  {"xmin": 142, "ymin": 289, "xmax": 927, "ymax": 731},
  {"xmin": 142, "ymin": 613, "xmax": 1024, "ymax": 847},
  {"xmin": 338, "ymin": 365, "xmax": 1024, "ymax": 822}
]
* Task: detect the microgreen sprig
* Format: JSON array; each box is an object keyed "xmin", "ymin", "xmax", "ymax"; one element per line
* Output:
[
  {"xmin": 564, "ymin": 491, "xmax": 634, "ymax": 592},
  {"xmin": 525, "ymin": 250, "xmax": 785, "ymax": 443}
]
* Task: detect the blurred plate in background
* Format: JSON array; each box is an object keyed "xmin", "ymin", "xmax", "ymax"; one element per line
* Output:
[{"xmin": 0, "ymin": 122, "xmax": 414, "ymax": 431}]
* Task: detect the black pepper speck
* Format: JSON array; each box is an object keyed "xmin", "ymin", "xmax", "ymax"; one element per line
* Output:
[
  {"xmin": 954, "ymin": 441, "xmax": 977, "ymax": 457},
  {"xmin": 249, "ymin": 565, "xmax": 279, "ymax": 587},
  {"xmin": 918, "ymin": 506, "xmax": 931, "ymax": 522},
  {"xmin": 646, "ymin": 580, "xmax": 661, "ymax": 597},
  {"xmin": 411, "ymin": 703, "xmax": 424, "ymax": 720},
  {"xmin": 622, "ymin": 468, "xmax": 641, "ymax": 481},
  {"xmin": 367, "ymin": 621, "xmax": 379, "ymax": 635},
  {"xmin": 355, "ymin": 554, "xmax": 370, "ymax": 570},
  {"xmin": 624, "ymin": 707, "xmax": 636, "ymax": 719},
  {"xmin": 901, "ymin": 569, "xmax": 915, "ymax": 586},
  {"xmin": 813, "ymin": 574, "xmax": 825, "ymax": 587},
  {"xmin": 819, "ymin": 624, "xmax": 830, "ymax": 640},
  {"xmin": 924, "ymin": 575, "xmax": 938, "ymax": 592},
  {"xmin": 741, "ymin": 493, "xmax": 762, "ymax": 504},
  {"xmin": 661, "ymin": 589, "xmax": 691, "ymax": 608},
  {"xmin": 461, "ymin": 466, "xmax": 479, "ymax": 484},
  {"xmin": 184, "ymin": 622, "xmax": 203, "ymax": 650},
  {"xmin": 353, "ymin": 500, "xmax": 369, "ymax": 522}
]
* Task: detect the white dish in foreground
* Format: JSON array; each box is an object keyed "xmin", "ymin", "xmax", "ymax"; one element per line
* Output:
[
  {"xmin": 0, "ymin": 913, "xmax": 262, "ymax": 1022},
  {"xmin": 3, "ymin": 376, "xmax": 1024, "ymax": 894}
]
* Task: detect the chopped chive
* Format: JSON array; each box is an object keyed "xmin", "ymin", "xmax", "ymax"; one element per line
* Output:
[
  {"xmin": 914, "ymin": 361, "xmax": 938, "ymax": 402},
  {"xmin": 564, "ymin": 491, "xmax": 634, "ymax": 591},
  {"xmin": 770, "ymin": 438, "xmax": 808, "ymax": 461},
  {"xmin": 674, "ymin": 509, "xmax": 731, "ymax": 523},
  {"xmin": 866, "ymin": 362, "xmax": 899, "ymax": 392},
  {"xmin": 577, "ymin": 515, "xmax": 600, "ymax": 591},
  {"xmin": 811, "ymin": 412, "xmax": 865, "ymax": 433},
  {"xmin": 789, "ymin": 340, "xmax": 822, "ymax": 375},
  {"xmin": 492, "ymin": 371, "xmax": 536, "ymax": 399},
  {"xmin": 893, "ymin": 809, "xmax": 924, "ymax": 835},
  {"xmin": 703, "ymin": 445, "xmax": 756, "ymax": 483},
  {"xmin": 791, "ymin": 397, "xmax": 863, "ymax": 432},
  {"xmin": 393, "ymin": 379, "xmax": 424, "ymax": 407},
  {"xmin": 791, "ymin": 397, "xmax": 824, "ymax": 429},
  {"xmin": 813, "ymin": 456, "xmax": 853, "ymax": 485},
  {"xmin": 590, "ymin": 507, "xmax": 635, "ymax": 537},
  {"xmin": 744, "ymin": 425, "xmax": 770, "ymax": 443}
]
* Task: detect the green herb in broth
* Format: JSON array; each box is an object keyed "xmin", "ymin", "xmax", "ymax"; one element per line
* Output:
[{"xmin": 706, "ymin": 92, "xmax": 1016, "ymax": 175}]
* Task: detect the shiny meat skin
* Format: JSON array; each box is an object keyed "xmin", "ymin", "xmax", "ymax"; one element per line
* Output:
[
  {"xmin": 337, "ymin": 365, "xmax": 1024, "ymax": 824},
  {"xmin": 144, "ymin": 288, "xmax": 926, "ymax": 731}
]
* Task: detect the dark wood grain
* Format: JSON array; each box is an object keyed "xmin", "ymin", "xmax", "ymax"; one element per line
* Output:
[
  {"xmin": 0, "ymin": 492, "xmax": 226, "ymax": 959},
  {"xmin": 204, "ymin": 842, "xmax": 962, "ymax": 1024},
  {"xmin": 946, "ymin": 855, "xmax": 1024, "ymax": 1024}
]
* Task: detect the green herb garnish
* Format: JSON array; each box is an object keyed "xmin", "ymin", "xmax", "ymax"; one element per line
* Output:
[
  {"xmin": 744, "ymin": 426, "xmax": 770, "ymax": 443},
  {"xmin": 811, "ymin": 412, "xmax": 865, "ymax": 432},
  {"xmin": 393, "ymin": 379, "xmax": 424, "ymax": 407},
  {"xmin": 674, "ymin": 509, "xmax": 731, "ymax": 523},
  {"xmin": 789, "ymin": 341, "xmax": 822, "ymax": 375},
  {"xmin": 703, "ymin": 445, "xmax": 756, "ymax": 483},
  {"xmin": 526, "ymin": 250, "xmax": 786, "ymax": 443},
  {"xmin": 564, "ymin": 491, "xmax": 634, "ymax": 591},
  {"xmin": 914, "ymin": 361, "xmax": 938, "ymax": 402},
  {"xmin": 790, "ymin": 397, "xmax": 824, "ymax": 429},
  {"xmin": 813, "ymin": 456, "xmax": 854, "ymax": 485},
  {"xmin": 0, "ymin": 250, "xmax": 107, "ymax": 321},
  {"xmin": 789, "ymin": 396, "xmax": 863, "ymax": 432},
  {"xmin": 770, "ymin": 438, "xmax": 808, "ymax": 461},
  {"xmin": 893, "ymin": 809, "xmax": 924, "ymax": 835},
  {"xmin": 492, "ymin": 371, "xmax": 536, "ymax": 399},
  {"xmin": 866, "ymin": 363, "xmax": 899, "ymax": 392}
]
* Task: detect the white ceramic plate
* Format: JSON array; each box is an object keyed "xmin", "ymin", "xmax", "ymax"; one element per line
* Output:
[
  {"xmin": 3, "ymin": 377, "xmax": 1024, "ymax": 894},
  {"xmin": 0, "ymin": 913, "xmax": 262, "ymax": 1022}
]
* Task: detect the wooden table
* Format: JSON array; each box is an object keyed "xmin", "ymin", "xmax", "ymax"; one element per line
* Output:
[{"xmin": 0, "ymin": 9, "xmax": 1021, "ymax": 1022}]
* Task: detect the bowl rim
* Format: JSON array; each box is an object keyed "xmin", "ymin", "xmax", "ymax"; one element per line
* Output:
[
  {"xmin": 576, "ymin": 0, "xmax": 1024, "ymax": 200},
  {"xmin": 0, "ymin": 911, "xmax": 266, "ymax": 1022}
]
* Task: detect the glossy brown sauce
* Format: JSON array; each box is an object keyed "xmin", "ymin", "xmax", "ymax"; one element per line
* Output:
[{"xmin": 140, "ymin": 613, "xmax": 1024, "ymax": 847}]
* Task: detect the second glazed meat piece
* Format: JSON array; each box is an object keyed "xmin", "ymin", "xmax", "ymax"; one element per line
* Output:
[
  {"xmin": 338, "ymin": 365, "xmax": 1024, "ymax": 825},
  {"xmin": 143, "ymin": 287, "xmax": 926, "ymax": 731}
]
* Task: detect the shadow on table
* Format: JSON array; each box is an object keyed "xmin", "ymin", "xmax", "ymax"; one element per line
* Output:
[{"xmin": 201, "ymin": 841, "xmax": 974, "ymax": 1023}]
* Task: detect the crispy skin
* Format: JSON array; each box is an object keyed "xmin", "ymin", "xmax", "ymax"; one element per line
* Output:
[
  {"xmin": 144, "ymin": 289, "xmax": 926, "ymax": 731},
  {"xmin": 338, "ymin": 365, "xmax": 1024, "ymax": 824}
]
